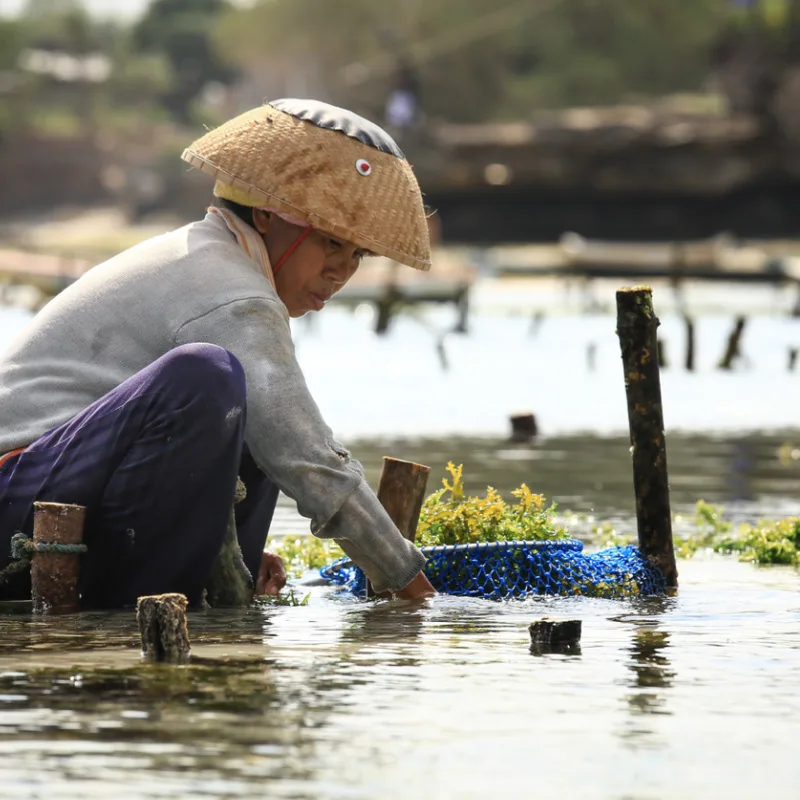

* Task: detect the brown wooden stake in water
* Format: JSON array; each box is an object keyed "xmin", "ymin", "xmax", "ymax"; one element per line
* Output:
[
  {"xmin": 137, "ymin": 593, "xmax": 191, "ymax": 663},
  {"xmin": 717, "ymin": 315, "xmax": 747, "ymax": 370},
  {"xmin": 683, "ymin": 314, "xmax": 695, "ymax": 372},
  {"xmin": 366, "ymin": 457, "xmax": 431, "ymax": 597},
  {"xmin": 656, "ymin": 338, "xmax": 667, "ymax": 369},
  {"xmin": 529, "ymin": 617, "xmax": 582, "ymax": 648},
  {"xmin": 509, "ymin": 412, "xmax": 538, "ymax": 442},
  {"xmin": 616, "ymin": 286, "xmax": 678, "ymax": 589},
  {"xmin": 31, "ymin": 501, "xmax": 86, "ymax": 614}
]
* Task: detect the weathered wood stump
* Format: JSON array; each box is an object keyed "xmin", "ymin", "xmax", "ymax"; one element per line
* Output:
[
  {"xmin": 367, "ymin": 457, "xmax": 431, "ymax": 597},
  {"xmin": 137, "ymin": 593, "xmax": 191, "ymax": 663},
  {"xmin": 529, "ymin": 617, "xmax": 582, "ymax": 652},
  {"xmin": 31, "ymin": 502, "xmax": 86, "ymax": 615},
  {"xmin": 616, "ymin": 287, "xmax": 678, "ymax": 589}
]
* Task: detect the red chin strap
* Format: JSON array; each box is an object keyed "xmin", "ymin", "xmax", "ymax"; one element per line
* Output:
[{"xmin": 273, "ymin": 225, "xmax": 313, "ymax": 275}]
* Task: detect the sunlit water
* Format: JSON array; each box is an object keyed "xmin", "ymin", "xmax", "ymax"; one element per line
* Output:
[
  {"xmin": 1, "ymin": 286, "xmax": 799, "ymax": 798},
  {"xmin": 1, "ymin": 560, "xmax": 799, "ymax": 799}
]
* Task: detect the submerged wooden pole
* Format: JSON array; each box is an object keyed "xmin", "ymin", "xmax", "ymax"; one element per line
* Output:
[
  {"xmin": 31, "ymin": 502, "xmax": 86, "ymax": 614},
  {"xmin": 367, "ymin": 457, "xmax": 431, "ymax": 597},
  {"xmin": 137, "ymin": 593, "xmax": 191, "ymax": 663},
  {"xmin": 616, "ymin": 287, "xmax": 678, "ymax": 589}
]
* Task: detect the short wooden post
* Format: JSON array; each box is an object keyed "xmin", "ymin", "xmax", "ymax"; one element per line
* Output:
[
  {"xmin": 717, "ymin": 316, "xmax": 746, "ymax": 370},
  {"xmin": 529, "ymin": 617, "xmax": 582, "ymax": 650},
  {"xmin": 375, "ymin": 285, "xmax": 401, "ymax": 335},
  {"xmin": 367, "ymin": 457, "xmax": 431, "ymax": 597},
  {"xmin": 454, "ymin": 286, "xmax": 470, "ymax": 334},
  {"xmin": 377, "ymin": 457, "xmax": 431, "ymax": 543},
  {"xmin": 31, "ymin": 502, "xmax": 86, "ymax": 614},
  {"xmin": 616, "ymin": 286, "xmax": 678, "ymax": 589},
  {"xmin": 509, "ymin": 412, "xmax": 538, "ymax": 442},
  {"xmin": 789, "ymin": 347, "xmax": 798, "ymax": 372},
  {"xmin": 137, "ymin": 593, "xmax": 191, "ymax": 663}
]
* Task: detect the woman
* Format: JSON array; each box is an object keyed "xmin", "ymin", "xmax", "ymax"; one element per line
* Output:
[{"xmin": 0, "ymin": 98, "xmax": 436, "ymax": 607}]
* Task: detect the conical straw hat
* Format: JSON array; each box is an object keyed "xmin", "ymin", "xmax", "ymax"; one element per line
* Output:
[{"xmin": 182, "ymin": 98, "xmax": 431, "ymax": 270}]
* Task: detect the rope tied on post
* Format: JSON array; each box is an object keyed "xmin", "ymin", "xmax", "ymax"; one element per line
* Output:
[
  {"xmin": 0, "ymin": 532, "xmax": 88, "ymax": 586},
  {"xmin": 12, "ymin": 532, "xmax": 88, "ymax": 558}
]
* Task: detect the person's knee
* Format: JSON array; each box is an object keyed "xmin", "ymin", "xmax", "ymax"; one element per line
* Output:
[{"xmin": 161, "ymin": 343, "xmax": 246, "ymax": 411}]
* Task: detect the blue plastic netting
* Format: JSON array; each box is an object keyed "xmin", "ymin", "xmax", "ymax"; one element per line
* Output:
[{"xmin": 319, "ymin": 540, "xmax": 666, "ymax": 600}]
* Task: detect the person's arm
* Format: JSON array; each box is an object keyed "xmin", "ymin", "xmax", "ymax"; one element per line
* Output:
[{"xmin": 175, "ymin": 295, "xmax": 433, "ymax": 595}]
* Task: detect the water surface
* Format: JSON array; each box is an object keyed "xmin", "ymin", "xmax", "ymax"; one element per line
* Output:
[
  {"xmin": 1, "ymin": 289, "xmax": 799, "ymax": 798},
  {"xmin": 1, "ymin": 558, "xmax": 799, "ymax": 799}
]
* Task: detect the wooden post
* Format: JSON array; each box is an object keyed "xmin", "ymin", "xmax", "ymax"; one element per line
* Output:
[
  {"xmin": 377, "ymin": 457, "xmax": 431, "ymax": 542},
  {"xmin": 137, "ymin": 593, "xmax": 191, "ymax": 663},
  {"xmin": 656, "ymin": 338, "xmax": 667, "ymax": 369},
  {"xmin": 683, "ymin": 314, "xmax": 695, "ymax": 372},
  {"xmin": 717, "ymin": 316, "xmax": 747, "ymax": 370},
  {"xmin": 529, "ymin": 617, "xmax": 582, "ymax": 650},
  {"xmin": 375, "ymin": 284, "xmax": 401, "ymax": 335},
  {"xmin": 789, "ymin": 347, "xmax": 798, "ymax": 372},
  {"xmin": 367, "ymin": 457, "xmax": 431, "ymax": 597},
  {"xmin": 509, "ymin": 412, "xmax": 538, "ymax": 442},
  {"xmin": 454, "ymin": 286, "xmax": 470, "ymax": 334},
  {"xmin": 616, "ymin": 286, "xmax": 678, "ymax": 589},
  {"xmin": 31, "ymin": 502, "xmax": 86, "ymax": 615}
]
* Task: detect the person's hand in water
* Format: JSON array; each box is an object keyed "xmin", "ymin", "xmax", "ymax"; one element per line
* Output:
[
  {"xmin": 256, "ymin": 551, "xmax": 287, "ymax": 596},
  {"xmin": 393, "ymin": 571, "xmax": 436, "ymax": 601}
]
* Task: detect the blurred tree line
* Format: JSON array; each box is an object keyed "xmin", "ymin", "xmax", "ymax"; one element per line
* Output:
[{"xmin": 3, "ymin": 0, "xmax": 800, "ymax": 136}]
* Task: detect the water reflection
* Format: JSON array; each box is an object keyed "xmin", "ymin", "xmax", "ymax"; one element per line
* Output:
[{"xmin": 626, "ymin": 626, "xmax": 675, "ymax": 715}]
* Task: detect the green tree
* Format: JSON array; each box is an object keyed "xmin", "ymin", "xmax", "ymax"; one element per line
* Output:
[
  {"xmin": 133, "ymin": 0, "xmax": 239, "ymax": 123},
  {"xmin": 213, "ymin": 0, "xmax": 730, "ymax": 122}
]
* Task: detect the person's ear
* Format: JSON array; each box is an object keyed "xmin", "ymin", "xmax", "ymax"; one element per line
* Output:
[{"xmin": 252, "ymin": 208, "xmax": 271, "ymax": 234}]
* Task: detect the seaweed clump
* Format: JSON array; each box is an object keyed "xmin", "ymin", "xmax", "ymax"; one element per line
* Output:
[
  {"xmin": 677, "ymin": 501, "xmax": 800, "ymax": 566},
  {"xmin": 416, "ymin": 462, "xmax": 568, "ymax": 547}
]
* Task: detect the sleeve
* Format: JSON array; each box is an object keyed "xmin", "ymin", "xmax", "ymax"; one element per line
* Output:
[{"xmin": 175, "ymin": 296, "xmax": 426, "ymax": 592}]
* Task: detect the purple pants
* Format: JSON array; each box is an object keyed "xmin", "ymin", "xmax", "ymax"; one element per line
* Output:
[{"xmin": 0, "ymin": 344, "xmax": 279, "ymax": 608}]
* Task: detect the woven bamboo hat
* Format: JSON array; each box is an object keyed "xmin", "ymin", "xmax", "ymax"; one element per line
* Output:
[{"xmin": 182, "ymin": 98, "xmax": 431, "ymax": 270}]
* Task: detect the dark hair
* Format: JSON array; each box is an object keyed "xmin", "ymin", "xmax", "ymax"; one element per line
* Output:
[{"xmin": 213, "ymin": 196, "xmax": 255, "ymax": 228}]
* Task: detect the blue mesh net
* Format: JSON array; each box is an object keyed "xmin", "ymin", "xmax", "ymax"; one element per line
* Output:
[{"xmin": 319, "ymin": 540, "xmax": 666, "ymax": 600}]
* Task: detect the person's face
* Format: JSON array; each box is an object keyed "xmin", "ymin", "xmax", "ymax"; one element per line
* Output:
[{"xmin": 253, "ymin": 210, "xmax": 366, "ymax": 317}]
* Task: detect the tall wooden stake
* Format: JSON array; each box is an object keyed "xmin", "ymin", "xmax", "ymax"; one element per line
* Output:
[
  {"xmin": 31, "ymin": 502, "xmax": 86, "ymax": 614},
  {"xmin": 367, "ymin": 457, "xmax": 431, "ymax": 596},
  {"xmin": 616, "ymin": 287, "xmax": 678, "ymax": 589}
]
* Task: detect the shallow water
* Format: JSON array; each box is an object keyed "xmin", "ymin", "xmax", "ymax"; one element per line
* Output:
[
  {"xmin": 1, "ymin": 288, "xmax": 799, "ymax": 798},
  {"xmin": 1, "ymin": 558, "xmax": 799, "ymax": 799}
]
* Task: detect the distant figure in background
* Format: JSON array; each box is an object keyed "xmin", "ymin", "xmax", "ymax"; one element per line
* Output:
[{"xmin": 385, "ymin": 59, "xmax": 423, "ymax": 131}]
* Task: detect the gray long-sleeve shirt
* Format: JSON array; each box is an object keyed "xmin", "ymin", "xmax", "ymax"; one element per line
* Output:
[{"xmin": 0, "ymin": 212, "xmax": 425, "ymax": 592}]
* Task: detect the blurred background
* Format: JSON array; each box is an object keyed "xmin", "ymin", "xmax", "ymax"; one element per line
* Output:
[{"xmin": 0, "ymin": 0, "xmax": 798, "ymax": 526}]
